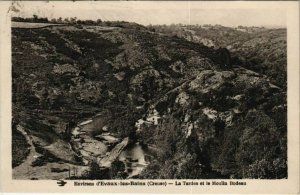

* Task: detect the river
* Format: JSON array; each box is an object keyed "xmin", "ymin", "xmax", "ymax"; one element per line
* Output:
[{"xmin": 71, "ymin": 114, "xmax": 150, "ymax": 178}]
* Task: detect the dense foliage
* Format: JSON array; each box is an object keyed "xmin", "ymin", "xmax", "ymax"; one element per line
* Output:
[
  {"xmin": 152, "ymin": 24, "xmax": 287, "ymax": 88},
  {"xmin": 12, "ymin": 20, "xmax": 287, "ymax": 179}
]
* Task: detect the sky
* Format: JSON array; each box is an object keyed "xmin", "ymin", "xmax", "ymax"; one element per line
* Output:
[{"xmin": 11, "ymin": 1, "xmax": 288, "ymax": 27}]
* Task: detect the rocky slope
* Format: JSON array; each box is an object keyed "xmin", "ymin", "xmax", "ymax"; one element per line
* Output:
[
  {"xmin": 152, "ymin": 24, "xmax": 287, "ymax": 89},
  {"xmin": 12, "ymin": 21, "xmax": 287, "ymax": 179}
]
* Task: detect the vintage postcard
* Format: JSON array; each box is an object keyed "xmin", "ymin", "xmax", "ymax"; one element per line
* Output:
[{"xmin": 0, "ymin": 1, "xmax": 299, "ymax": 194}]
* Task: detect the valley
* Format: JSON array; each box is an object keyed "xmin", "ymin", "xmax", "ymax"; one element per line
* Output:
[{"xmin": 12, "ymin": 20, "xmax": 287, "ymax": 179}]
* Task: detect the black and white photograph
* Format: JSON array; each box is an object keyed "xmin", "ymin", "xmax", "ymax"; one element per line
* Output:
[{"xmin": 4, "ymin": 1, "xmax": 296, "ymax": 185}]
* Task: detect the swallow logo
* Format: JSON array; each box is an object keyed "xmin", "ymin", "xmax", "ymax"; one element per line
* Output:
[{"xmin": 57, "ymin": 180, "xmax": 67, "ymax": 187}]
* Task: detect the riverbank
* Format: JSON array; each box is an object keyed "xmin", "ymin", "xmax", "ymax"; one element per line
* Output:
[{"xmin": 13, "ymin": 125, "xmax": 89, "ymax": 179}]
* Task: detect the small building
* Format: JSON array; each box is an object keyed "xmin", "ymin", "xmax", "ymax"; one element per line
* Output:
[{"xmin": 146, "ymin": 109, "xmax": 161, "ymax": 125}]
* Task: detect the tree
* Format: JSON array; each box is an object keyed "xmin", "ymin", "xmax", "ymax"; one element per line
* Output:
[
  {"xmin": 70, "ymin": 17, "xmax": 77, "ymax": 24},
  {"xmin": 50, "ymin": 18, "xmax": 57, "ymax": 23},
  {"xmin": 33, "ymin": 14, "xmax": 38, "ymax": 21},
  {"xmin": 139, "ymin": 162, "xmax": 161, "ymax": 179},
  {"xmin": 96, "ymin": 19, "xmax": 102, "ymax": 24},
  {"xmin": 57, "ymin": 17, "xmax": 63, "ymax": 23},
  {"xmin": 64, "ymin": 17, "xmax": 70, "ymax": 24},
  {"xmin": 87, "ymin": 160, "xmax": 110, "ymax": 179},
  {"xmin": 109, "ymin": 160, "xmax": 127, "ymax": 179}
]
